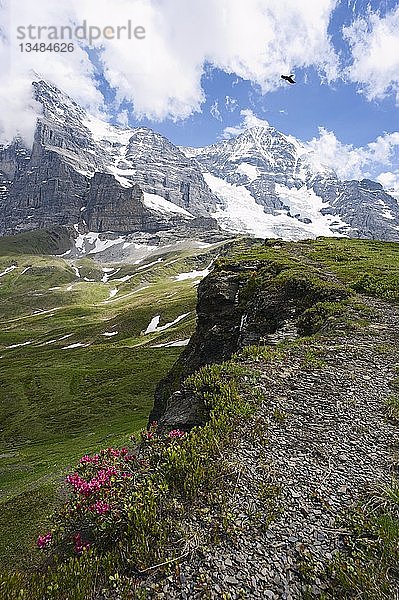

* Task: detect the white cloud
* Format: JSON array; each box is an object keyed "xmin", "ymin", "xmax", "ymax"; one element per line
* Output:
[
  {"xmin": 0, "ymin": 0, "xmax": 339, "ymax": 145},
  {"xmin": 344, "ymin": 6, "xmax": 399, "ymax": 104},
  {"xmin": 0, "ymin": 0, "xmax": 104, "ymax": 144},
  {"xmin": 222, "ymin": 108, "xmax": 270, "ymax": 138},
  {"xmin": 116, "ymin": 109, "xmax": 130, "ymax": 126},
  {"xmin": 376, "ymin": 171, "xmax": 399, "ymax": 192},
  {"xmin": 225, "ymin": 96, "xmax": 238, "ymax": 112},
  {"xmin": 305, "ymin": 127, "xmax": 399, "ymax": 185},
  {"xmin": 210, "ymin": 100, "xmax": 222, "ymax": 121}
]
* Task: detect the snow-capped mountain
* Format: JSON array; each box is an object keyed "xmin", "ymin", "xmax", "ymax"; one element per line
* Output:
[
  {"xmin": 0, "ymin": 80, "xmax": 398, "ymax": 241},
  {"xmin": 182, "ymin": 127, "xmax": 399, "ymax": 240},
  {"xmin": 0, "ymin": 81, "xmax": 218, "ymax": 236}
]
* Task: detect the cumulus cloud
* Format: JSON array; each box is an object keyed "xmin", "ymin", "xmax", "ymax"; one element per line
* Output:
[
  {"xmin": 376, "ymin": 171, "xmax": 399, "ymax": 191},
  {"xmin": 305, "ymin": 127, "xmax": 399, "ymax": 187},
  {"xmin": 0, "ymin": 0, "xmax": 105, "ymax": 144},
  {"xmin": 0, "ymin": 0, "xmax": 339, "ymax": 145},
  {"xmin": 344, "ymin": 6, "xmax": 399, "ymax": 104},
  {"xmin": 222, "ymin": 108, "xmax": 270, "ymax": 138}
]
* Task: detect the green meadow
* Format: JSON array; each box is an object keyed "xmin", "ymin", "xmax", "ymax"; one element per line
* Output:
[{"xmin": 0, "ymin": 232, "xmax": 222, "ymax": 568}]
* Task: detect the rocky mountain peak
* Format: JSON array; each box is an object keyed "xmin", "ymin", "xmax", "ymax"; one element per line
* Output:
[
  {"xmin": 33, "ymin": 79, "xmax": 85, "ymax": 123},
  {"xmin": 0, "ymin": 80, "xmax": 398, "ymax": 241}
]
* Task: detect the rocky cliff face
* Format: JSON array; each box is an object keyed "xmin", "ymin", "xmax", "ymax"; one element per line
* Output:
[
  {"xmin": 83, "ymin": 172, "xmax": 177, "ymax": 233},
  {"xmin": 120, "ymin": 128, "xmax": 218, "ymax": 215},
  {"xmin": 0, "ymin": 81, "xmax": 219, "ymax": 236},
  {"xmin": 320, "ymin": 178, "xmax": 399, "ymax": 240},
  {"xmin": 150, "ymin": 240, "xmax": 352, "ymax": 430}
]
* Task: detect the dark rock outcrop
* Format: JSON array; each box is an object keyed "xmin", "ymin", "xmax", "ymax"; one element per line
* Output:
[
  {"xmin": 82, "ymin": 172, "xmax": 189, "ymax": 233},
  {"xmin": 150, "ymin": 247, "xmax": 352, "ymax": 430},
  {"xmin": 150, "ymin": 268, "xmax": 243, "ymax": 428}
]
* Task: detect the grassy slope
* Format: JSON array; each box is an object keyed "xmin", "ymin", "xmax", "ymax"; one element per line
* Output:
[
  {"xmin": 1, "ymin": 234, "xmax": 398, "ymax": 576},
  {"xmin": 2, "ymin": 235, "xmax": 398, "ymax": 599},
  {"xmin": 228, "ymin": 237, "xmax": 399, "ymax": 301},
  {"xmin": 0, "ymin": 234, "xmax": 220, "ymax": 569}
]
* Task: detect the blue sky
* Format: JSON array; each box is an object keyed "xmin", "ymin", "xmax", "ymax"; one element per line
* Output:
[{"xmin": 115, "ymin": 64, "xmax": 398, "ymax": 149}]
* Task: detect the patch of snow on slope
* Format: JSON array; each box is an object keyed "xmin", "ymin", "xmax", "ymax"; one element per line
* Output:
[
  {"xmin": 62, "ymin": 343, "xmax": 89, "ymax": 349},
  {"xmin": 102, "ymin": 331, "xmax": 118, "ymax": 337},
  {"xmin": 152, "ymin": 339, "xmax": 190, "ymax": 347},
  {"xmin": 108, "ymin": 168, "xmax": 132, "ymax": 188},
  {"xmin": 236, "ymin": 163, "xmax": 259, "ymax": 182},
  {"xmin": 275, "ymin": 183, "xmax": 350, "ymax": 234},
  {"xmin": 377, "ymin": 199, "xmax": 395, "ymax": 220},
  {"xmin": 101, "ymin": 268, "xmax": 121, "ymax": 283},
  {"xmin": 83, "ymin": 116, "xmax": 133, "ymax": 146},
  {"xmin": 204, "ymin": 173, "xmax": 347, "ymax": 240},
  {"xmin": 137, "ymin": 258, "xmax": 163, "ymax": 270},
  {"xmin": 42, "ymin": 334, "xmax": 73, "ymax": 346},
  {"xmin": 102, "ymin": 285, "xmax": 149, "ymax": 305},
  {"xmin": 173, "ymin": 263, "xmax": 213, "ymax": 281},
  {"xmin": 145, "ymin": 315, "xmax": 160, "ymax": 334},
  {"xmin": 109, "ymin": 288, "xmax": 118, "ymax": 298},
  {"xmin": 0, "ymin": 265, "xmax": 17, "ymax": 278},
  {"xmin": 142, "ymin": 192, "xmax": 194, "ymax": 218},
  {"xmin": 32, "ymin": 307, "xmax": 62, "ymax": 316},
  {"xmin": 144, "ymin": 313, "xmax": 190, "ymax": 335},
  {"xmin": 75, "ymin": 232, "xmax": 126, "ymax": 255},
  {"xmin": 7, "ymin": 340, "xmax": 32, "ymax": 349}
]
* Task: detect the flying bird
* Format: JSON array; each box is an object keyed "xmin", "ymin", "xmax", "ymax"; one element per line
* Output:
[{"xmin": 281, "ymin": 74, "xmax": 296, "ymax": 84}]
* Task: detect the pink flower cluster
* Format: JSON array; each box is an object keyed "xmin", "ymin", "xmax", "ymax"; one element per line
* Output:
[
  {"xmin": 37, "ymin": 531, "xmax": 52, "ymax": 549},
  {"xmin": 66, "ymin": 466, "xmax": 118, "ymax": 497},
  {"xmin": 123, "ymin": 453, "xmax": 136, "ymax": 462},
  {"xmin": 73, "ymin": 532, "xmax": 90, "ymax": 554},
  {"xmin": 104, "ymin": 447, "xmax": 129, "ymax": 458},
  {"xmin": 88, "ymin": 500, "xmax": 111, "ymax": 515},
  {"xmin": 80, "ymin": 448, "xmax": 135, "ymax": 465},
  {"xmin": 80, "ymin": 454, "xmax": 99, "ymax": 465},
  {"xmin": 169, "ymin": 429, "xmax": 185, "ymax": 439}
]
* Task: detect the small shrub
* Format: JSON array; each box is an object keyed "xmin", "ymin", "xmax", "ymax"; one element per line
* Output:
[
  {"xmin": 385, "ymin": 395, "xmax": 399, "ymax": 421},
  {"xmin": 297, "ymin": 301, "xmax": 346, "ymax": 335}
]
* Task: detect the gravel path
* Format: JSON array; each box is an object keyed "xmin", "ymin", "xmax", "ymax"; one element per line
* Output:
[{"xmin": 144, "ymin": 297, "xmax": 399, "ymax": 599}]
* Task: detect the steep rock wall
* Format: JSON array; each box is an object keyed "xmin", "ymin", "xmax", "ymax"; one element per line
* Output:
[{"xmin": 150, "ymin": 243, "xmax": 352, "ymax": 430}]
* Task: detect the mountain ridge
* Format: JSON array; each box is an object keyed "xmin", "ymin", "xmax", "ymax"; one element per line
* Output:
[
  {"xmin": 0, "ymin": 80, "xmax": 398, "ymax": 241},
  {"xmin": 181, "ymin": 127, "xmax": 399, "ymax": 240}
]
